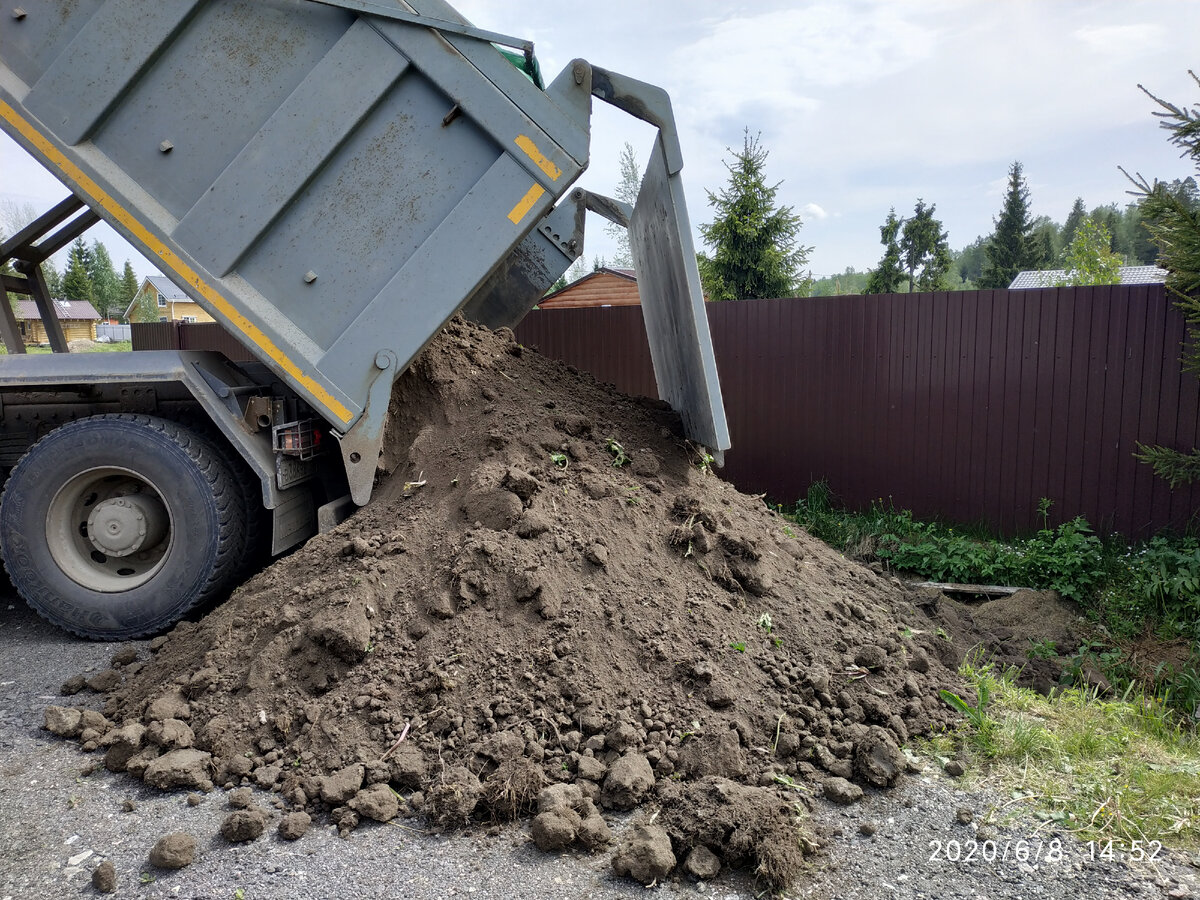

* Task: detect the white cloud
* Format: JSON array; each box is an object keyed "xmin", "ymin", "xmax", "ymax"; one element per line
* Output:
[
  {"xmin": 1074, "ymin": 23, "xmax": 1165, "ymax": 57},
  {"xmin": 801, "ymin": 202, "xmax": 828, "ymax": 221}
]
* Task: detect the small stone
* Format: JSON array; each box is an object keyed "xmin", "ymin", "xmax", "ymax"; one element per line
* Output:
[
  {"xmin": 149, "ymin": 833, "xmax": 196, "ymax": 869},
  {"xmin": 956, "ymin": 807, "xmax": 974, "ymax": 825},
  {"xmin": 823, "ymin": 776, "xmax": 864, "ymax": 805},
  {"xmin": 278, "ymin": 811, "xmax": 311, "ymax": 841},
  {"xmin": 859, "ymin": 821, "xmax": 878, "ymax": 837},
  {"xmin": 61, "ymin": 675, "xmax": 87, "ymax": 696},
  {"xmin": 121, "ymin": 799, "xmax": 136, "ymax": 812},
  {"xmin": 91, "ymin": 860, "xmax": 117, "ymax": 893},
  {"xmin": 186, "ymin": 793, "xmax": 203, "ymax": 807},
  {"xmin": 220, "ymin": 809, "xmax": 266, "ymax": 843},
  {"xmin": 683, "ymin": 845, "xmax": 722, "ymax": 880},
  {"xmin": 944, "ymin": 760, "xmax": 966, "ymax": 777}
]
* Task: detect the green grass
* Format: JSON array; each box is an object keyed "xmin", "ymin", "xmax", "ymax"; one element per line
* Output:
[
  {"xmin": 0, "ymin": 340, "xmax": 132, "ymax": 354},
  {"xmin": 922, "ymin": 660, "xmax": 1200, "ymax": 849},
  {"xmin": 783, "ymin": 481, "xmax": 1200, "ymax": 720}
]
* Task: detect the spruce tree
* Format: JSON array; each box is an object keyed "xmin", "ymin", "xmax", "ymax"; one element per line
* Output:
[
  {"xmin": 979, "ymin": 161, "xmax": 1036, "ymax": 288},
  {"xmin": 1061, "ymin": 197, "xmax": 1087, "ymax": 249},
  {"xmin": 87, "ymin": 241, "xmax": 120, "ymax": 319},
  {"xmin": 699, "ymin": 129, "xmax": 812, "ymax": 301},
  {"xmin": 120, "ymin": 261, "xmax": 140, "ymax": 316},
  {"xmin": 61, "ymin": 238, "xmax": 94, "ymax": 303},
  {"xmin": 865, "ymin": 209, "xmax": 904, "ymax": 294},
  {"xmin": 899, "ymin": 199, "xmax": 951, "ymax": 292},
  {"xmin": 1128, "ymin": 72, "xmax": 1200, "ymax": 486}
]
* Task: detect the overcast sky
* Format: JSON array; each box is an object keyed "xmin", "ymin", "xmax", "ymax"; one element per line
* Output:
[{"xmin": 3, "ymin": 1, "xmax": 1198, "ymax": 281}]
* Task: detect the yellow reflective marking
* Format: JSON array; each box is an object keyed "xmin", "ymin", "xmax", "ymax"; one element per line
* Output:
[
  {"xmin": 507, "ymin": 183, "xmax": 545, "ymax": 225},
  {"xmin": 514, "ymin": 135, "xmax": 561, "ymax": 181},
  {"xmin": 0, "ymin": 100, "xmax": 354, "ymax": 425}
]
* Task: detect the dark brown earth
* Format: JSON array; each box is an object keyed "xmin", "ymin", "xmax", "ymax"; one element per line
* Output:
[{"xmin": 42, "ymin": 317, "xmax": 1085, "ymax": 890}]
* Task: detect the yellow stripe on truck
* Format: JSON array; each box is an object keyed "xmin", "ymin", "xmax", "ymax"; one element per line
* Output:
[
  {"xmin": 514, "ymin": 135, "xmax": 561, "ymax": 181},
  {"xmin": 0, "ymin": 100, "xmax": 355, "ymax": 426},
  {"xmin": 507, "ymin": 183, "xmax": 545, "ymax": 225}
]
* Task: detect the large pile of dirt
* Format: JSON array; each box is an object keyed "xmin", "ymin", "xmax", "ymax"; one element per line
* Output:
[{"xmin": 49, "ymin": 317, "xmax": 980, "ymax": 889}]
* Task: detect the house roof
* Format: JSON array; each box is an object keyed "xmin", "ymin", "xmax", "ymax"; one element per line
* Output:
[
  {"xmin": 146, "ymin": 275, "xmax": 188, "ymax": 300},
  {"xmin": 1009, "ymin": 265, "xmax": 1168, "ymax": 289},
  {"xmin": 123, "ymin": 275, "xmax": 193, "ymax": 319},
  {"xmin": 16, "ymin": 298, "xmax": 100, "ymax": 321}
]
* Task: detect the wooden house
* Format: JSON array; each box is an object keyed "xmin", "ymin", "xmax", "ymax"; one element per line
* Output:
[
  {"xmin": 125, "ymin": 275, "xmax": 215, "ymax": 324},
  {"xmin": 15, "ymin": 298, "xmax": 99, "ymax": 344},
  {"xmin": 538, "ymin": 267, "xmax": 641, "ymax": 309}
]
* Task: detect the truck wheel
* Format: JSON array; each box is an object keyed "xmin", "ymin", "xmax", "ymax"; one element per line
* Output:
[{"xmin": 0, "ymin": 414, "xmax": 246, "ymax": 640}]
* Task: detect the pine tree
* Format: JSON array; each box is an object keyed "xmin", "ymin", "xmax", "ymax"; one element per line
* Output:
[
  {"xmin": 1028, "ymin": 216, "xmax": 1061, "ymax": 268},
  {"xmin": 979, "ymin": 161, "xmax": 1036, "ymax": 288},
  {"xmin": 120, "ymin": 261, "xmax": 139, "ymax": 318},
  {"xmin": 699, "ymin": 129, "xmax": 812, "ymax": 301},
  {"xmin": 61, "ymin": 238, "xmax": 94, "ymax": 303},
  {"xmin": 1127, "ymin": 72, "xmax": 1200, "ymax": 487},
  {"xmin": 606, "ymin": 142, "xmax": 641, "ymax": 269},
  {"xmin": 865, "ymin": 209, "xmax": 904, "ymax": 294},
  {"xmin": 899, "ymin": 199, "xmax": 951, "ymax": 292},
  {"xmin": 1061, "ymin": 197, "xmax": 1087, "ymax": 250}
]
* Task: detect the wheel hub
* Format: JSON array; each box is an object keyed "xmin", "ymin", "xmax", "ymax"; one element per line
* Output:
[{"xmin": 86, "ymin": 494, "xmax": 168, "ymax": 557}]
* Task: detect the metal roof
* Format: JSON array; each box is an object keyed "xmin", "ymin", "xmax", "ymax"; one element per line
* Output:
[
  {"xmin": 1009, "ymin": 265, "xmax": 1167, "ymax": 289},
  {"xmin": 145, "ymin": 275, "xmax": 189, "ymax": 300},
  {"xmin": 16, "ymin": 298, "xmax": 101, "ymax": 321}
]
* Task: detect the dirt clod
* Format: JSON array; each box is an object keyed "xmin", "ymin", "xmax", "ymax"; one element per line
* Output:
[
  {"xmin": 612, "ymin": 823, "xmax": 676, "ymax": 886},
  {"xmin": 279, "ymin": 811, "xmax": 312, "ymax": 841},
  {"xmin": 149, "ymin": 833, "xmax": 196, "ymax": 869},
  {"xmin": 220, "ymin": 809, "xmax": 266, "ymax": 843},
  {"xmin": 91, "ymin": 859, "xmax": 117, "ymax": 893},
  {"xmin": 823, "ymin": 777, "xmax": 864, "ymax": 805}
]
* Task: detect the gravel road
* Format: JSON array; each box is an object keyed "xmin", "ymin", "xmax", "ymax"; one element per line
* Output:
[{"xmin": 2, "ymin": 599, "xmax": 1197, "ymax": 900}]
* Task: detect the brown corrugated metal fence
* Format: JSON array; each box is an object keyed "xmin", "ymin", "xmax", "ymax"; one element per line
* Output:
[
  {"xmin": 516, "ymin": 285, "xmax": 1200, "ymax": 538},
  {"xmin": 132, "ymin": 321, "xmax": 255, "ymax": 361},
  {"xmin": 134, "ymin": 286, "xmax": 1200, "ymax": 538}
]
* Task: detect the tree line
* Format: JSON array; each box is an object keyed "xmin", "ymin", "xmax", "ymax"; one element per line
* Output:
[
  {"xmin": 0, "ymin": 201, "xmax": 140, "ymax": 321},
  {"xmin": 571, "ymin": 125, "xmax": 1197, "ymax": 303}
]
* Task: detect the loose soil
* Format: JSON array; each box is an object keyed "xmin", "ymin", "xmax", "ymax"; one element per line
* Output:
[{"xmin": 44, "ymin": 317, "xmax": 1088, "ymax": 890}]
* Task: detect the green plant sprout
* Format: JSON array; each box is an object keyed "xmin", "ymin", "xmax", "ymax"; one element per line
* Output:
[{"xmin": 606, "ymin": 438, "xmax": 631, "ymax": 467}]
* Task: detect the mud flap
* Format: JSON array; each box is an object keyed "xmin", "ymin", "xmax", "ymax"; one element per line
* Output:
[{"xmin": 629, "ymin": 138, "xmax": 730, "ymax": 463}]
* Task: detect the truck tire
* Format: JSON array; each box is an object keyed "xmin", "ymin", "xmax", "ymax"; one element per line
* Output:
[{"xmin": 0, "ymin": 414, "xmax": 246, "ymax": 640}]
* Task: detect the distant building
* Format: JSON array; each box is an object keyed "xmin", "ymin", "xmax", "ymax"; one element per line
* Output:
[
  {"xmin": 125, "ymin": 275, "xmax": 215, "ymax": 324},
  {"xmin": 1009, "ymin": 265, "xmax": 1168, "ymax": 289},
  {"xmin": 15, "ymin": 298, "xmax": 100, "ymax": 344},
  {"xmin": 538, "ymin": 267, "xmax": 642, "ymax": 309}
]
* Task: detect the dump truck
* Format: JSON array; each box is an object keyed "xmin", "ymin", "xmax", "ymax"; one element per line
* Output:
[{"xmin": 0, "ymin": 0, "xmax": 729, "ymax": 640}]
